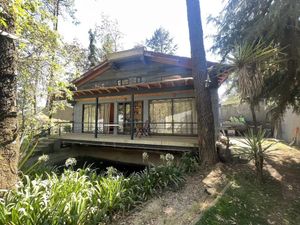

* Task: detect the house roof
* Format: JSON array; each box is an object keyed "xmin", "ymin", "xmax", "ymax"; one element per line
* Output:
[{"xmin": 72, "ymin": 48, "xmax": 230, "ymax": 88}]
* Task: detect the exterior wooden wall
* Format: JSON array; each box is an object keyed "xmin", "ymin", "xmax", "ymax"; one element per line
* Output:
[{"xmin": 78, "ymin": 60, "xmax": 192, "ymax": 90}]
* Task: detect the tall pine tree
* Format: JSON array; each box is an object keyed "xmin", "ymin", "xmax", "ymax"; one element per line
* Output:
[{"xmin": 186, "ymin": 0, "xmax": 218, "ymax": 165}]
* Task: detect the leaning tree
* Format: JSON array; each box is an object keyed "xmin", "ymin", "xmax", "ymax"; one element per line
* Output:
[{"xmin": 186, "ymin": 0, "xmax": 218, "ymax": 165}]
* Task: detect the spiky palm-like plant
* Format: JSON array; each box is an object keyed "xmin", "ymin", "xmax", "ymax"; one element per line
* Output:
[
  {"xmin": 227, "ymin": 40, "xmax": 282, "ymax": 131},
  {"xmin": 236, "ymin": 129, "xmax": 275, "ymax": 181}
]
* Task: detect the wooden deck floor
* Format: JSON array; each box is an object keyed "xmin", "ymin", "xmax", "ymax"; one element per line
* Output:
[{"xmin": 53, "ymin": 133, "xmax": 198, "ymax": 151}]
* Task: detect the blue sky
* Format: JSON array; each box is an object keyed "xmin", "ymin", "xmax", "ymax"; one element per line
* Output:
[{"xmin": 59, "ymin": 0, "xmax": 224, "ymax": 61}]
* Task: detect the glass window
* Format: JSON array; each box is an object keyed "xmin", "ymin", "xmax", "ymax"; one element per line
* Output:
[
  {"xmin": 173, "ymin": 98, "xmax": 196, "ymax": 134},
  {"xmin": 129, "ymin": 77, "xmax": 136, "ymax": 84},
  {"xmin": 149, "ymin": 100, "xmax": 172, "ymax": 134},
  {"xmin": 136, "ymin": 77, "xmax": 142, "ymax": 83},
  {"xmin": 122, "ymin": 79, "xmax": 129, "ymax": 85},
  {"xmin": 83, "ymin": 104, "xmax": 96, "ymax": 133},
  {"xmin": 149, "ymin": 98, "xmax": 197, "ymax": 135},
  {"xmin": 118, "ymin": 101, "xmax": 143, "ymax": 134},
  {"xmin": 98, "ymin": 103, "xmax": 112, "ymax": 134}
]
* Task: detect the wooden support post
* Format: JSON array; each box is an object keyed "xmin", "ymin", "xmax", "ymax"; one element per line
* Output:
[
  {"xmin": 130, "ymin": 93, "xmax": 135, "ymax": 140},
  {"xmin": 95, "ymin": 97, "xmax": 99, "ymax": 138}
]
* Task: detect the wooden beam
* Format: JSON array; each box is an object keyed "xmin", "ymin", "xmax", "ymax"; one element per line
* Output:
[
  {"xmin": 114, "ymin": 87, "xmax": 120, "ymax": 92},
  {"xmin": 106, "ymin": 88, "xmax": 111, "ymax": 93}
]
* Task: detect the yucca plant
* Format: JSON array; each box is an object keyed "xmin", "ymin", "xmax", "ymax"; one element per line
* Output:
[
  {"xmin": 235, "ymin": 129, "xmax": 275, "ymax": 181},
  {"xmin": 227, "ymin": 39, "xmax": 283, "ymax": 132}
]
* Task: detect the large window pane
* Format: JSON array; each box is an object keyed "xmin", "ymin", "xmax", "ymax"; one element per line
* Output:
[
  {"xmin": 173, "ymin": 98, "xmax": 194, "ymax": 134},
  {"xmin": 118, "ymin": 101, "xmax": 143, "ymax": 134},
  {"xmin": 149, "ymin": 98, "xmax": 197, "ymax": 135},
  {"xmin": 83, "ymin": 104, "xmax": 96, "ymax": 132},
  {"xmin": 149, "ymin": 100, "xmax": 172, "ymax": 134},
  {"xmin": 98, "ymin": 103, "xmax": 111, "ymax": 134}
]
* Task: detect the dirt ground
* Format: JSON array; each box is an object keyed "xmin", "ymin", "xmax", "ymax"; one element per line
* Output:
[
  {"xmin": 112, "ymin": 140, "xmax": 300, "ymax": 225},
  {"xmin": 112, "ymin": 163, "xmax": 229, "ymax": 225}
]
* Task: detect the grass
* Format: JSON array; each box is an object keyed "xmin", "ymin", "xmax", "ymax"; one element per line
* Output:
[{"xmin": 196, "ymin": 169, "xmax": 300, "ymax": 225}]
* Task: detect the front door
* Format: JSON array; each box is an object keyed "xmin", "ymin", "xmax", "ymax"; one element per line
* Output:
[{"xmin": 118, "ymin": 101, "xmax": 143, "ymax": 134}]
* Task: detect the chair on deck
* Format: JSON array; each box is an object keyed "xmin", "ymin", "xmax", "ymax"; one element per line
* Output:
[{"xmin": 135, "ymin": 120, "xmax": 150, "ymax": 138}]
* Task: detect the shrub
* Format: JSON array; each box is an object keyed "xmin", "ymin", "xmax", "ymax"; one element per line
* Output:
[
  {"xmin": 0, "ymin": 158, "xmax": 185, "ymax": 225},
  {"xmin": 235, "ymin": 129, "xmax": 275, "ymax": 181},
  {"xmin": 179, "ymin": 152, "xmax": 199, "ymax": 173}
]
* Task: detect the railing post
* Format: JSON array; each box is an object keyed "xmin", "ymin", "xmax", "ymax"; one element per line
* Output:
[
  {"xmin": 130, "ymin": 93, "xmax": 135, "ymax": 140},
  {"xmin": 58, "ymin": 124, "xmax": 61, "ymax": 136},
  {"xmin": 95, "ymin": 97, "xmax": 99, "ymax": 138}
]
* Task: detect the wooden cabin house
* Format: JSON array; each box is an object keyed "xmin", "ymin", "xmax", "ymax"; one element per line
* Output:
[{"xmin": 62, "ymin": 48, "xmax": 227, "ymax": 152}]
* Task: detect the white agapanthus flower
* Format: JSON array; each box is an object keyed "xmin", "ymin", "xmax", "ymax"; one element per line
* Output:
[
  {"xmin": 90, "ymin": 206, "xmax": 98, "ymax": 214},
  {"xmin": 165, "ymin": 153, "xmax": 174, "ymax": 162},
  {"xmin": 160, "ymin": 154, "xmax": 166, "ymax": 161},
  {"xmin": 65, "ymin": 157, "xmax": 77, "ymax": 167},
  {"xmin": 142, "ymin": 152, "xmax": 149, "ymax": 161},
  {"xmin": 38, "ymin": 154, "xmax": 49, "ymax": 163},
  {"xmin": 18, "ymin": 208, "xmax": 26, "ymax": 214}
]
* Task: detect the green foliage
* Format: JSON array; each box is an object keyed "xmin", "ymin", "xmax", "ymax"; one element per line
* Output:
[
  {"xmin": 227, "ymin": 40, "xmax": 283, "ymax": 105},
  {"xmin": 210, "ymin": 0, "xmax": 300, "ymax": 121},
  {"xmin": 235, "ymin": 129, "xmax": 274, "ymax": 161},
  {"xmin": 88, "ymin": 29, "xmax": 100, "ymax": 68},
  {"xmin": 146, "ymin": 27, "xmax": 178, "ymax": 54},
  {"xmin": 1, "ymin": 0, "xmax": 83, "ymax": 134},
  {"xmin": 0, "ymin": 160, "xmax": 185, "ymax": 225},
  {"xmin": 179, "ymin": 152, "xmax": 199, "ymax": 173},
  {"xmin": 18, "ymin": 131, "xmax": 52, "ymax": 177},
  {"xmin": 94, "ymin": 14, "xmax": 123, "ymax": 59},
  {"xmin": 229, "ymin": 116, "xmax": 245, "ymax": 124},
  {"xmin": 235, "ymin": 129, "xmax": 275, "ymax": 180}
]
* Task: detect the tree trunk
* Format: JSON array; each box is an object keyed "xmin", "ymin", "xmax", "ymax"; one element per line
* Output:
[
  {"xmin": 46, "ymin": 0, "xmax": 60, "ymax": 120},
  {"xmin": 250, "ymin": 103, "xmax": 258, "ymax": 133},
  {"xmin": 186, "ymin": 0, "xmax": 217, "ymax": 165},
  {"xmin": 0, "ymin": 11, "xmax": 19, "ymax": 190}
]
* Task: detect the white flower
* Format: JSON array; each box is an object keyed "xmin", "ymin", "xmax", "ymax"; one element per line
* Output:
[
  {"xmin": 18, "ymin": 208, "xmax": 26, "ymax": 214},
  {"xmin": 142, "ymin": 152, "xmax": 149, "ymax": 161},
  {"xmin": 38, "ymin": 154, "xmax": 49, "ymax": 163},
  {"xmin": 165, "ymin": 153, "xmax": 174, "ymax": 161},
  {"xmin": 90, "ymin": 206, "xmax": 98, "ymax": 214},
  {"xmin": 65, "ymin": 158, "xmax": 77, "ymax": 167},
  {"xmin": 16, "ymin": 181, "xmax": 24, "ymax": 189},
  {"xmin": 160, "ymin": 154, "xmax": 165, "ymax": 161}
]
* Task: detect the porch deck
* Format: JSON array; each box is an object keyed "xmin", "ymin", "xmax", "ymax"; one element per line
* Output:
[{"xmin": 54, "ymin": 133, "xmax": 198, "ymax": 152}]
